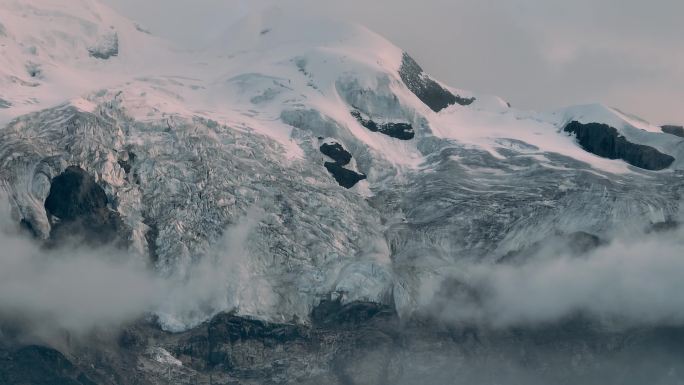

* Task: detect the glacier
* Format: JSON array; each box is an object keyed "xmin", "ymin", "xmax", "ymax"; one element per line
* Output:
[
  {"xmin": 1, "ymin": 1, "xmax": 684, "ymax": 383},
  {"xmin": 1, "ymin": 0, "xmax": 683, "ymax": 333}
]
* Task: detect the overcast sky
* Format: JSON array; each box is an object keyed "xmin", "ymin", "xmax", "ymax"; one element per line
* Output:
[{"xmin": 103, "ymin": 0, "xmax": 684, "ymax": 124}]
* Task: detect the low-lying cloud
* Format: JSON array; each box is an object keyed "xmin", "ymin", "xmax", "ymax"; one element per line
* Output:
[
  {"xmin": 0, "ymin": 192, "xmax": 269, "ymax": 337},
  {"xmin": 154, "ymin": 207, "xmax": 276, "ymax": 332},
  {"xmin": 0, "ymin": 194, "xmax": 165, "ymax": 335},
  {"xmin": 3, "ymin": 185, "xmax": 684, "ymax": 339},
  {"xmin": 420, "ymin": 224, "xmax": 684, "ymax": 329}
]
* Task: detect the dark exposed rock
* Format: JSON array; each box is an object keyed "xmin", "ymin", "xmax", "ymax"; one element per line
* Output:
[
  {"xmin": 311, "ymin": 298, "xmax": 395, "ymax": 328},
  {"xmin": 662, "ymin": 125, "xmax": 684, "ymax": 138},
  {"xmin": 351, "ymin": 109, "xmax": 414, "ymax": 140},
  {"xmin": 44, "ymin": 166, "xmax": 128, "ymax": 247},
  {"xmin": 565, "ymin": 231, "xmax": 605, "ymax": 255},
  {"xmin": 399, "ymin": 52, "xmax": 475, "ymax": 112},
  {"xmin": 25, "ymin": 62, "xmax": 42, "ymax": 78},
  {"xmin": 44, "ymin": 166, "xmax": 108, "ymax": 221},
  {"xmin": 118, "ymin": 329, "xmax": 144, "ymax": 350},
  {"xmin": 0, "ymin": 98, "xmax": 11, "ymax": 109},
  {"xmin": 201, "ymin": 315, "xmax": 309, "ymax": 375},
  {"xmin": 87, "ymin": 33, "xmax": 119, "ymax": 60},
  {"xmin": 319, "ymin": 141, "xmax": 365, "ymax": 188},
  {"xmin": 649, "ymin": 220, "xmax": 679, "ymax": 233},
  {"xmin": 143, "ymin": 219, "xmax": 159, "ymax": 262},
  {"xmin": 499, "ymin": 231, "xmax": 605, "ymax": 263},
  {"xmin": 564, "ymin": 121, "xmax": 675, "ymax": 171},
  {"xmin": 319, "ymin": 142, "xmax": 352, "ymax": 166},
  {"xmin": 117, "ymin": 151, "xmax": 136, "ymax": 174},
  {"xmin": 0, "ymin": 345, "xmax": 94, "ymax": 385},
  {"xmin": 324, "ymin": 162, "xmax": 366, "ymax": 189},
  {"xmin": 117, "ymin": 159, "xmax": 131, "ymax": 174},
  {"xmin": 208, "ymin": 313, "xmax": 307, "ymax": 345},
  {"xmin": 76, "ymin": 373, "xmax": 97, "ymax": 385},
  {"xmin": 7, "ymin": 307, "xmax": 684, "ymax": 384},
  {"xmin": 325, "ymin": 302, "xmax": 399, "ymax": 385},
  {"xmin": 170, "ymin": 301, "xmax": 399, "ymax": 382}
]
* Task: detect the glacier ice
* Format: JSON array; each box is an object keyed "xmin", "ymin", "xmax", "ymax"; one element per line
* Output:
[{"xmin": 0, "ymin": 0, "xmax": 682, "ymax": 333}]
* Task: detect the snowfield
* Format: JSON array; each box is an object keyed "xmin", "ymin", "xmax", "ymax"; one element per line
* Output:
[{"xmin": 1, "ymin": 0, "xmax": 683, "ymax": 332}]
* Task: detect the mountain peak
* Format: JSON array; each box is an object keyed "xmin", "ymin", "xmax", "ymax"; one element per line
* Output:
[{"xmin": 218, "ymin": 6, "xmax": 396, "ymax": 55}]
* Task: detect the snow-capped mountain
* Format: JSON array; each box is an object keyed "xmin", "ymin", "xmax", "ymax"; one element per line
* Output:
[
  {"xmin": 2, "ymin": 0, "xmax": 683, "ymax": 329},
  {"xmin": 1, "ymin": 1, "xmax": 684, "ymax": 383}
]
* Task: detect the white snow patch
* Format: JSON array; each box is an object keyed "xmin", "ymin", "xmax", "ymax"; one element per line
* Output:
[{"xmin": 147, "ymin": 347, "xmax": 183, "ymax": 367}]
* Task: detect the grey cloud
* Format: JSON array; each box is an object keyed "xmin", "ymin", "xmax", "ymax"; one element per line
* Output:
[
  {"xmin": 0, "ymin": 193, "xmax": 165, "ymax": 336},
  {"xmin": 0, "ymin": 192, "xmax": 265, "ymax": 337},
  {"xmin": 418, "ymin": 225, "xmax": 684, "ymax": 329}
]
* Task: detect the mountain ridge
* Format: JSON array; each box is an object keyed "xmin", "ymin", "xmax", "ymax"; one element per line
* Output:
[{"xmin": 1, "ymin": 2, "xmax": 684, "ymax": 383}]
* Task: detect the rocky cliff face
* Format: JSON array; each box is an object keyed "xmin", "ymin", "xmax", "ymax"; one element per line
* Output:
[
  {"xmin": 44, "ymin": 166, "xmax": 128, "ymax": 247},
  {"xmin": 564, "ymin": 121, "xmax": 675, "ymax": 170},
  {"xmin": 662, "ymin": 125, "xmax": 684, "ymax": 138},
  {"xmin": 5, "ymin": 306, "xmax": 684, "ymax": 385},
  {"xmin": 399, "ymin": 53, "xmax": 475, "ymax": 111}
]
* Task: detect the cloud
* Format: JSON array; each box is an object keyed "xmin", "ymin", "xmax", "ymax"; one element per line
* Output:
[
  {"xmin": 153, "ymin": 207, "xmax": 276, "ymax": 332},
  {"xmin": 2, "ymin": 191, "xmax": 684, "ymax": 339},
  {"xmin": 418, "ymin": 224, "xmax": 684, "ymax": 329},
  {"xmin": 0, "ymin": 191, "xmax": 271, "ymax": 336},
  {"xmin": 0, "ymin": 192, "xmax": 165, "ymax": 335}
]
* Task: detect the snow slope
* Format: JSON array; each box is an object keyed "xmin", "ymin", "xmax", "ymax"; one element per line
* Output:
[
  {"xmin": 1, "ymin": 1, "xmax": 683, "ymax": 331},
  {"xmin": 0, "ymin": 0, "xmax": 183, "ymax": 123}
]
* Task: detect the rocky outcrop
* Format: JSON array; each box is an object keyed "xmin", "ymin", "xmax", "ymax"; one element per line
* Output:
[
  {"xmin": 117, "ymin": 151, "xmax": 136, "ymax": 175},
  {"xmin": 7, "ymin": 305, "xmax": 684, "ymax": 385},
  {"xmin": 320, "ymin": 142, "xmax": 352, "ymax": 166},
  {"xmin": 44, "ymin": 166, "xmax": 128, "ymax": 247},
  {"xmin": 88, "ymin": 32, "xmax": 119, "ymax": 60},
  {"xmin": 399, "ymin": 53, "xmax": 475, "ymax": 112},
  {"xmin": 564, "ymin": 121, "xmax": 675, "ymax": 171},
  {"xmin": 174, "ymin": 311, "xmax": 684, "ymax": 385},
  {"xmin": 205, "ymin": 313, "xmax": 309, "ymax": 370},
  {"xmin": 311, "ymin": 298, "xmax": 395, "ymax": 327},
  {"xmin": 0, "ymin": 345, "xmax": 96, "ymax": 385},
  {"xmin": 662, "ymin": 125, "xmax": 684, "ymax": 138},
  {"xmin": 171, "ymin": 300, "xmax": 399, "ymax": 384},
  {"xmin": 319, "ymin": 141, "xmax": 366, "ymax": 188},
  {"xmin": 649, "ymin": 220, "xmax": 679, "ymax": 233},
  {"xmin": 324, "ymin": 162, "xmax": 367, "ymax": 189},
  {"xmin": 351, "ymin": 109, "xmax": 415, "ymax": 140},
  {"xmin": 0, "ymin": 98, "xmax": 10, "ymax": 109}
]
